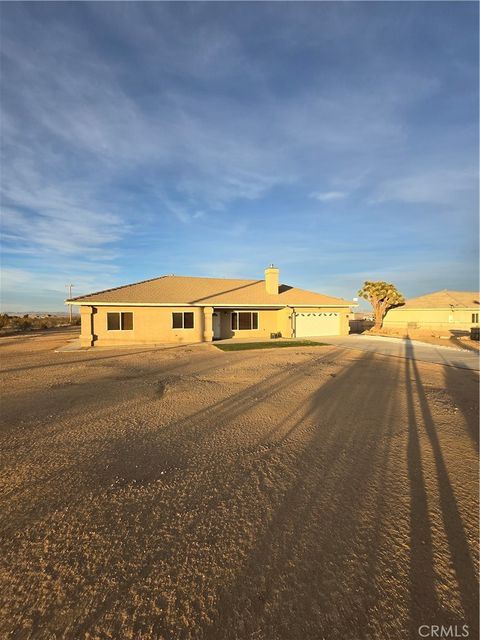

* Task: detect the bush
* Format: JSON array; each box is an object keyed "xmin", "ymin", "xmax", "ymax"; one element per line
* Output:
[{"xmin": 12, "ymin": 317, "xmax": 33, "ymax": 331}]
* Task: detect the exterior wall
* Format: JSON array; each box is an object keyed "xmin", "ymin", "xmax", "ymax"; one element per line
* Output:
[
  {"xmin": 214, "ymin": 307, "xmax": 349, "ymax": 340},
  {"xmin": 78, "ymin": 304, "xmax": 351, "ymax": 346},
  {"xmin": 383, "ymin": 307, "xmax": 479, "ymax": 331},
  {"xmin": 216, "ymin": 309, "xmax": 285, "ymax": 340},
  {"xmin": 89, "ymin": 306, "xmax": 205, "ymax": 346}
]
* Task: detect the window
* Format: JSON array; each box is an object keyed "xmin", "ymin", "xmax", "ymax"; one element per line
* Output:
[
  {"xmin": 107, "ymin": 313, "xmax": 120, "ymax": 331},
  {"xmin": 107, "ymin": 312, "xmax": 133, "ymax": 331},
  {"xmin": 172, "ymin": 311, "xmax": 194, "ymax": 329},
  {"xmin": 231, "ymin": 312, "xmax": 258, "ymax": 331},
  {"xmin": 472, "ymin": 313, "xmax": 479, "ymax": 323},
  {"xmin": 122, "ymin": 312, "xmax": 133, "ymax": 330}
]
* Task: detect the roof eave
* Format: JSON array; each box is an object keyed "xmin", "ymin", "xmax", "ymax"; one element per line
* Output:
[{"xmin": 65, "ymin": 300, "xmax": 354, "ymax": 308}]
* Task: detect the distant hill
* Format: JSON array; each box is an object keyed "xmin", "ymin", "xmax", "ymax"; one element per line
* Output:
[{"xmin": 1, "ymin": 311, "xmax": 79, "ymax": 317}]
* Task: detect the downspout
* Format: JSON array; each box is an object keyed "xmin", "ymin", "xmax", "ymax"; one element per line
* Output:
[{"xmin": 288, "ymin": 306, "xmax": 296, "ymax": 338}]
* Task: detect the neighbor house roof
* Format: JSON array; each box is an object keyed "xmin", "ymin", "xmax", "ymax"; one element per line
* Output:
[
  {"xmin": 397, "ymin": 290, "xmax": 479, "ymax": 309},
  {"xmin": 67, "ymin": 275, "xmax": 351, "ymax": 307}
]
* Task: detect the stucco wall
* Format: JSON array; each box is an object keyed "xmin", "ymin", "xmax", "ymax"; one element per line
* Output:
[
  {"xmin": 216, "ymin": 308, "xmax": 285, "ymax": 340},
  {"xmin": 215, "ymin": 307, "xmax": 349, "ymax": 339},
  {"xmin": 79, "ymin": 304, "xmax": 350, "ymax": 346},
  {"xmin": 83, "ymin": 306, "xmax": 204, "ymax": 346},
  {"xmin": 383, "ymin": 307, "xmax": 478, "ymax": 330}
]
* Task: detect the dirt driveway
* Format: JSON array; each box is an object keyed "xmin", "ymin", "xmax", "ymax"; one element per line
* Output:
[{"xmin": 1, "ymin": 330, "xmax": 478, "ymax": 640}]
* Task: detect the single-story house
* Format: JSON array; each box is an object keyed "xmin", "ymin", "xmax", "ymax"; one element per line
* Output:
[
  {"xmin": 67, "ymin": 266, "xmax": 353, "ymax": 347},
  {"xmin": 383, "ymin": 290, "xmax": 479, "ymax": 331}
]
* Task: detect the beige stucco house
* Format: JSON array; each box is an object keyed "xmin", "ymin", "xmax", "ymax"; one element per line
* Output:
[
  {"xmin": 383, "ymin": 290, "xmax": 479, "ymax": 332},
  {"xmin": 67, "ymin": 266, "xmax": 352, "ymax": 347}
]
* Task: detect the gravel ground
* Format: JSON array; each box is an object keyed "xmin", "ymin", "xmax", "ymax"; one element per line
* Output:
[{"xmin": 1, "ymin": 330, "xmax": 478, "ymax": 640}]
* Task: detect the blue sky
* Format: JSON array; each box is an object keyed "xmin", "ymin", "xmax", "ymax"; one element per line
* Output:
[{"xmin": 1, "ymin": 2, "xmax": 478, "ymax": 311}]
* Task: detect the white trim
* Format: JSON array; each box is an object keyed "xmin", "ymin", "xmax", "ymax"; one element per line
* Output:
[{"xmin": 67, "ymin": 301, "xmax": 353, "ymax": 309}]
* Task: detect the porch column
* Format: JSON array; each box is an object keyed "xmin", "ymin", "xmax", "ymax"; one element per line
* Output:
[
  {"xmin": 80, "ymin": 305, "xmax": 94, "ymax": 347},
  {"xmin": 203, "ymin": 306, "xmax": 214, "ymax": 342}
]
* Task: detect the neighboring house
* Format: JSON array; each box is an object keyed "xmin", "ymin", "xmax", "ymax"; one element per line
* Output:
[
  {"xmin": 67, "ymin": 266, "xmax": 353, "ymax": 347},
  {"xmin": 349, "ymin": 310, "xmax": 375, "ymax": 333},
  {"xmin": 383, "ymin": 290, "xmax": 479, "ymax": 331}
]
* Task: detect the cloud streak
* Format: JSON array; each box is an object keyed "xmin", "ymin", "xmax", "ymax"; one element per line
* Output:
[
  {"xmin": 310, "ymin": 191, "xmax": 347, "ymax": 202},
  {"xmin": 0, "ymin": 2, "xmax": 478, "ymax": 308}
]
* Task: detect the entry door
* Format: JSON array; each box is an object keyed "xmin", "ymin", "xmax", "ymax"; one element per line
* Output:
[
  {"xmin": 212, "ymin": 313, "xmax": 221, "ymax": 339},
  {"xmin": 295, "ymin": 312, "xmax": 340, "ymax": 337}
]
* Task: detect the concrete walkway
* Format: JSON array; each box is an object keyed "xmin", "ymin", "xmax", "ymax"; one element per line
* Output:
[{"xmin": 320, "ymin": 334, "xmax": 479, "ymax": 371}]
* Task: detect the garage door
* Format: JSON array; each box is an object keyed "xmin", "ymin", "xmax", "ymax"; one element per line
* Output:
[{"xmin": 295, "ymin": 312, "xmax": 340, "ymax": 337}]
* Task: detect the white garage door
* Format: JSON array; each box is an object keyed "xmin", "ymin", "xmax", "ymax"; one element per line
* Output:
[{"xmin": 295, "ymin": 312, "xmax": 340, "ymax": 337}]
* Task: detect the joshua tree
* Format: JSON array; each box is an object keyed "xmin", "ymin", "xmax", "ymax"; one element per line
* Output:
[{"xmin": 358, "ymin": 281, "xmax": 404, "ymax": 330}]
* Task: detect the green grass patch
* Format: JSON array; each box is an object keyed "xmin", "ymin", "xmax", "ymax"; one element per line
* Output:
[{"xmin": 214, "ymin": 340, "xmax": 328, "ymax": 352}]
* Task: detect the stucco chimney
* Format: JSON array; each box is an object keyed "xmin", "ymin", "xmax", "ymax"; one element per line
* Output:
[{"xmin": 265, "ymin": 264, "xmax": 279, "ymax": 295}]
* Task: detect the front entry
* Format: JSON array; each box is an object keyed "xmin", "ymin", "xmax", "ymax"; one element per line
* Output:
[{"xmin": 212, "ymin": 312, "xmax": 221, "ymax": 339}]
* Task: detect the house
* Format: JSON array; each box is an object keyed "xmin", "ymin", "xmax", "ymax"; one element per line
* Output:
[
  {"xmin": 66, "ymin": 266, "xmax": 353, "ymax": 347},
  {"xmin": 383, "ymin": 290, "xmax": 479, "ymax": 332}
]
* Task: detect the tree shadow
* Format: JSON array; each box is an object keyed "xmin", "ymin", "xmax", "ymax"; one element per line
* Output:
[
  {"xmin": 0, "ymin": 341, "xmax": 208, "ymax": 374},
  {"xmin": 201, "ymin": 352, "xmax": 401, "ymax": 639},
  {"xmin": 405, "ymin": 338, "xmax": 479, "ymax": 638},
  {"xmin": 86, "ymin": 349, "xmax": 348, "ymax": 484},
  {"xmin": 1, "ymin": 348, "xmax": 273, "ymax": 531},
  {"xmin": 50, "ymin": 349, "xmax": 353, "ymax": 638}
]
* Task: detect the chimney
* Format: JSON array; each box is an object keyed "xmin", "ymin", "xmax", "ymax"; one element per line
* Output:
[{"xmin": 265, "ymin": 264, "xmax": 279, "ymax": 295}]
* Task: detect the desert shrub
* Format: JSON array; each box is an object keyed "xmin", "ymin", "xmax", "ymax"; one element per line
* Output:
[
  {"xmin": 0, "ymin": 314, "xmax": 10, "ymax": 329},
  {"xmin": 12, "ymin": 317, "xmax": 33, "ymax": 331}
]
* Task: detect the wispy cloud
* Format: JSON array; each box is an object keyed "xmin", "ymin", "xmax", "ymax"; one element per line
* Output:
[
  {"xmin": 370, "ymin": 168, "xmax": 477, "ymax": 205},
  {"xmin": 0, "ymin": 2, "xmax": 477, "ymax": 308},
  {"xmin": 310, "ymin": 191, "xmax": 347, "ymax": 202}
]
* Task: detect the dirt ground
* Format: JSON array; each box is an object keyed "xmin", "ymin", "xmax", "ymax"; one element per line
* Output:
[{"xmin": 1, "ymin": 329, "xmax": 478, "ymax": 640}]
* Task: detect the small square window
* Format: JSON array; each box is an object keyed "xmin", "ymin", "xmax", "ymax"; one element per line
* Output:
[
  {"xmin": 121, "ymin": 312, "xmax": 133, "ymax": 330},
  {"xmin": 107, "ymin": 313, "xmax": 120, "ymax": 331},
  {"xmin": 183, "ymin": 312, "xmax": 194, "ymax": 329},
  {"xmin": 172, "ymin": 312, "xmax": 183, "ymax": 329},
  {"xmin": 238, "ymin": 312, "xmax": 251, "ymax": 330}
]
